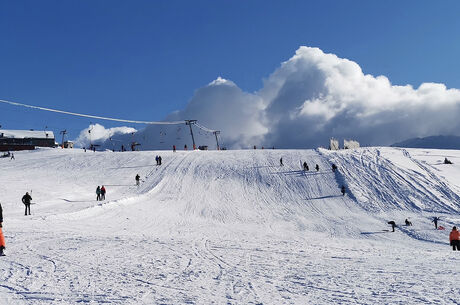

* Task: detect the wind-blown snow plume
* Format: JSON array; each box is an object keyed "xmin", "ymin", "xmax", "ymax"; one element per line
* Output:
[
  {"xmin": 75, "ymin": 124, "xmax": 137, "ymax": 148},
  {"xmin": 79, "ymin": 47, "xmax": 460, "ymax": 149}
]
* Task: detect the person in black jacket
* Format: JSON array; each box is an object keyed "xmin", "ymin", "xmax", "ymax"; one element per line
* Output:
[
  {"xmin": 388, "ymin": 221, "xmax": 396, "ymax": 232},
  {"xmin": 22, "ymin": 192, "xmax": 32, "ymax": 216}
]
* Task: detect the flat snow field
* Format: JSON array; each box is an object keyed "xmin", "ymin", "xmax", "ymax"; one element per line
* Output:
[{"xmin": 0, "ymin": 147, "xmax": 459, "ymax": 304}]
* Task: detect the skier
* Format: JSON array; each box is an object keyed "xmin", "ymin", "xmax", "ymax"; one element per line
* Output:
[
  {"xmin": 184, "ymin": 144, "xmax": 188, "ymax": 150},
  {"xmin": 135, "ymin": 174, "xmax": 140, "ymax": 186},
  {"xmin": 341, "ymin": 185, "xmax": 346, "ymax": 196},
  {"xmin": 303, "ymin": 161, "xmax": 309, "ymax": 171},
  {"xmin": 405, "ymin": 218, "xmax": 412, "ymax": 226},
  {"xmin": 449, "ymin": 226, "xmax": 460, "ymax": 251},
  {"xmin": 101, "ymin": 186, "xmax": 106, "ymax": 200},
  {"xmin": 0, "ymin": 203, "xmax": 5, "ymax": 256},
  {"xmin": 432, "ymin": 216, "xmax": 440, "ymax": 229},
  {"xmin": 387, "ymin": 221, "xmax": 396, "ymax": 232},
  {"xmin": 173, "ymin": 145, "xmax": 176, "ymax": 152},
  {"xmin": 158, "ymin": 156, "xmax": 162, "ymax": 165},
  {"xmin": 96, "ymin": 186, "xmax": 101, "ymax": 201},
  {"xmin": 331, "ymin": 164, "xmax": 337, "ymax": 172},
  {"xmin": 280, "ymin": 158, "xmax": 283, "ymax": 166},
  {"xmin": 315, "ymin": 164, "xmax": 319, "ymax": 171},
  {"xmin": 22, "ymin": 192, "xmax": 32, "ymax": 216},
  {"xmin": 10, "ymin": 153, "xmax": 14, "ymax": 160},
  {"xmin": 155, "ymin": 155, "xmax": 159, "ymax": 165}
]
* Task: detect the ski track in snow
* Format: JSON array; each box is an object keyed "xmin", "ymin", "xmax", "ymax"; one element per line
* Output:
[{"xmin": 0, "ymin": 147, "xmax": 459, "ymax": 304}]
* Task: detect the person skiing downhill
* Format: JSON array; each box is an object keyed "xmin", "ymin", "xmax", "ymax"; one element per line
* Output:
[
  {"xmin": 101, "ymin": 186, "xmax": 106, "ymax": 200},
  {"xmin": 449, "ymin": 226, "xmax": 460, "ymax": 251},
  {"xmin": 22, "ymin": 192, "xmax": 32, "ymax": 216},
  {"xmin": 0, "ymin": 203, "xmax": 5, "ymax": 256},
  {"xmin": 96, "ymin": 186, "xmax": 101, "ymax": 201},
  {"xmin": 135, "ymin": 174, "xmax": 140, "ymax": 186}
]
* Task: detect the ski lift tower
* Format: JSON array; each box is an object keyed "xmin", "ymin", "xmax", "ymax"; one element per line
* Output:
[
  {"xmin": 213, "ymin": 130, "xmax": 221, "ymax": 150},
  {"xmin": 185, "ymin": 120, "xmax": 197, "ymax": 150}
]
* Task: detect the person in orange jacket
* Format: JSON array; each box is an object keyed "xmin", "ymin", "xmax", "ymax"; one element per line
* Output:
[
  {"xmin": 449, "ymin": 226, "xmax": 460, "ymax": 251},
  {"xmin": 0, "ymin": 203, "xmax": 6, "ymax": 256}
]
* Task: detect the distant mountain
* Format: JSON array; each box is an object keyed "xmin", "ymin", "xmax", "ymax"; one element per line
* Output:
[{"xmin": 391, "ymin": 135, "xmax": 460, "ymax": 149}]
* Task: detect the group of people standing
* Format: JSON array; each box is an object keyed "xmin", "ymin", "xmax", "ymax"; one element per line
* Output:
[
  {"xmin": 96, "ymin": 186, "xmax": 106, "ymax": 201},
  {"xmin": 155, "ymin": 155, "xmax": 162, "ymax": 165}
]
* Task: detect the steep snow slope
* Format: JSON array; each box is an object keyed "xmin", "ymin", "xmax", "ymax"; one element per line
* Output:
[{"xmin": 0, "ymin": 147, "xmax": 459, "ymax": 304}]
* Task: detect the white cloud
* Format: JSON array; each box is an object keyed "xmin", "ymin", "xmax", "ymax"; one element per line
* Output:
[{"xmin": 78, "ymin": 46, "xmax": 460, "ymax": 149}]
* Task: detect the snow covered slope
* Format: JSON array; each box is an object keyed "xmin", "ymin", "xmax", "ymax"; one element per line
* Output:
[{"xmin": 0, "ymin": 147, "xmax": 459, "ymax": 304}]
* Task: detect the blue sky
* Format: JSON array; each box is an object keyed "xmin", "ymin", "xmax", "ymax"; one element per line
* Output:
[{"xmin": 1, "ymin": 1, "xmax": 460, "ymax": 141}]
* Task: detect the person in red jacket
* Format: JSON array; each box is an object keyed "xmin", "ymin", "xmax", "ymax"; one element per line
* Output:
[{"xmin": 450, "ymin": 226, "xmax": 460, "ymax": 251}]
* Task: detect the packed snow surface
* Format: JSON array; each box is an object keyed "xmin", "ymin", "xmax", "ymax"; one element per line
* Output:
[{"xmin": 0, "ymin": 147, "xmax": 459, "ymax": 304}]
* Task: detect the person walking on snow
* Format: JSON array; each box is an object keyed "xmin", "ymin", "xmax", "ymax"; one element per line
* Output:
[
  {"xmin": 22, "ymin": 192, "xmax": 32, "ymax": 216},
  {"xmin": 280, "ymin": 158, "xmax": 283, "ymax": 166},
  {"xmin": 96, "ymin": 186, "xmax": 101, "ymax": 201},
  {"xmin": 387, "ymin": 221, "xmax": 396, "ymax": 232},
  {"xmin": 101, "ymin": 186, "xmax": 106, "ymax": 200},
  {"xmin": 135, "ymin": 174, "xmax": 140, "ymax": 186},
  {"xmin": 0, "ymin": 203, "xmax": 5, "ymax": 256},
  {"xmin": 449, "ymin": 226, "xmax": 460, "ymax": 251},
  {"xmin": 432, "ymin": 216, "xmax": 440, "ymax": 229}
]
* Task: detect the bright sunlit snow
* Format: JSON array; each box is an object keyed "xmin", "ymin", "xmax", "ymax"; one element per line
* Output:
[{"xmin": 0, "ymin": 147, "xmax": 459, "ymax": 304}]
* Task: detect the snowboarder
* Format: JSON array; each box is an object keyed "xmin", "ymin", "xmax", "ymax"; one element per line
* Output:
[
  {"xmin": 432, "ymin": 216, "xmax": 440, "ymax": 229},
  {"xmin": 332, "ymin": 164, "xmax": 337, "ymax": 172},
  {"xmin": 96, "ymin": 186, "xmax": 101, "ymax": 201},
  {"xmin": 173, "ymin": 145, "xmax": 176, "ymax": 152},
  {"xmin": 280, "ymin": 158, "xmax": 283, "ymax": 166},
  {"xmin": 135, "ymin": 174, "xmax": 140, "ymax": 186},
  {"xmin": 22, "ymin": 192, "xmax": 32, "ymax": 216},
  {"xmin": 449, "ymin": 226, "xmax": 460, "ymax": 251},
  {"xmin": 405, "ymin": 218, "xmax": 412, "ymax": 226},
  {"xmin": 387, "ymin": 221, "xmax": 396, "ymax": 232},
  {"xmin": 444, "ymin": 157, "xmax": 453, "ymax": 164},
  {"xmin": 315, "ymin": 164, "xmax": 319, "ymax": 171},
  {"xmin": 303, "ymin": 161, "xmax": 309, "ymax": 171},
  {"xmin": 101, "ymin": 186, "xmax": 106, "ymax": 200},
  {"xmin": 341, "ymin": 185, "xmax": 346, "ymax": 196},
  {"xmin": 0, "ymin": 203, "xmax": 5, "ymax": 256}
]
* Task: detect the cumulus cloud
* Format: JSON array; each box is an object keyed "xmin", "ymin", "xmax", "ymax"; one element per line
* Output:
[{"xmin": 79, "ymin": 46, "xmax": 460, "ymax": 149}]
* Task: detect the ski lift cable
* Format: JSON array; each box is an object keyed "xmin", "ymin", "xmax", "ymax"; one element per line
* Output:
[
  {"xmin": 0, "ymin": 99, "xmax": 185, "ymax": 125},
  {"xmin": 194, "ymin": 122, "xmax": 217, "ymax": 133}
]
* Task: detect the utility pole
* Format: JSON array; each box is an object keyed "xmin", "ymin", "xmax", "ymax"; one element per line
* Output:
[
  {"xmin": 213, "ymin": 131, "xmax": 220, "ymax": 150},
  {"xmin": 60, "ymin": 129, "xmax": 67, "ymax": 148},
  {"xmin": 185, "ymin": 120, "xmax": 197, "ymax": 150}
]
